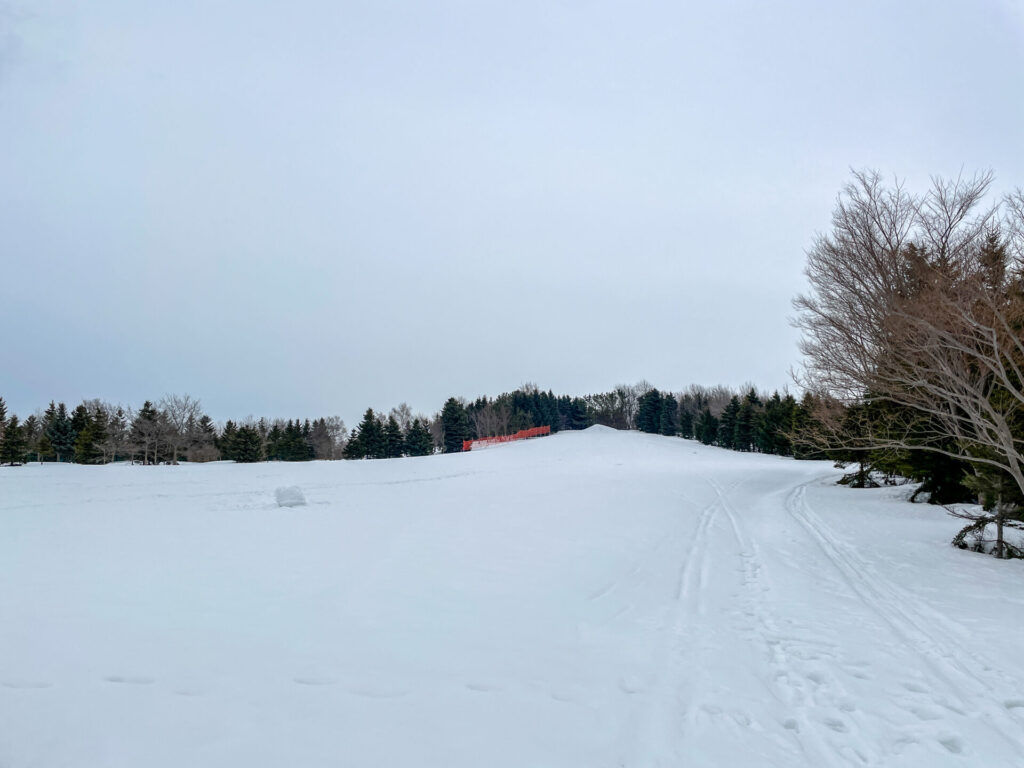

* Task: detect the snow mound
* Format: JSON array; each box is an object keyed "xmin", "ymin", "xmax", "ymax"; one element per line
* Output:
[{"xmin": 274, "ymin": 486, "xmax": 306, "ymax": 508}]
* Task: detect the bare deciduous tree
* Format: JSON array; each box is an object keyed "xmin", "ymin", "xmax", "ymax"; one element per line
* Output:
[
  {"xmin": 389, "ymin": 403, "xmax": 413, "ymax": 433},
  {"xmin": 159, "ymin": 393, "xmax": 203, "ymax": 465},
  {"xmin": 794, "ymin": 170, "xmax": 1024, "ymax": 556},
  {"xmin": 471, "ymin": 402, "xmax": 511, "ymax": 438}
]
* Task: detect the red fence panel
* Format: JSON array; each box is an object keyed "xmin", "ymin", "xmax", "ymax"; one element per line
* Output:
[{"xmin": 463, "ymin": 425, "xmax": 551, "ymax": 451}]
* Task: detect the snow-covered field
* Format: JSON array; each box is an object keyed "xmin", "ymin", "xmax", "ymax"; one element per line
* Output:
[{"xmin": 2, "ymin": 426, "xmax": 1022, "ymax": 767}]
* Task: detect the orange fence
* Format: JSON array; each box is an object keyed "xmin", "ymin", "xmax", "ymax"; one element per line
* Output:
[{"xmin": 463, "ymin": 425, "xmax": 551, "ymax": 451}]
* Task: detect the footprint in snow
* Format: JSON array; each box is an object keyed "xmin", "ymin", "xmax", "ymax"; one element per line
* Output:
[
  {"xmin": 2, "ymin": 679, "xmax": 52, "ymax": 690},
  {"xmin": 104, "ymin": 675, "xmax": 155, "ymax": 685},
  {"xmin": 822, "ymin": 717, "xmax": 848, "ymax": 733},
  {"xmin": 938, "ymin": 735, "xmax": 965, "ymax": 754},
  {"xmin": 550, "ymin": 689, "xmax": 578, "ymax": 703},
  {"xmin": 587, "ymin": 582, "xmax": 615, "ymax": 600},
  {"xmin": 293, "ymin": 676, "xmax": 337, "ymax": 686},
  {"xmin": 465, "ymin": 682, "xmax": 500, "ymax": 693},
  {"xmin": 618, "ymin": 675, "xmax": 647, "ymax": 694},
  {"xmin": 730, "ymin": 711, "xmax": 752, "ymax": 727}
]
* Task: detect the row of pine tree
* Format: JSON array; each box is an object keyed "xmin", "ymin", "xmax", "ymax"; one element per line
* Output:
[{"xmin": 0, "ymin": 383, "xmax": 819, "ymax": 467}]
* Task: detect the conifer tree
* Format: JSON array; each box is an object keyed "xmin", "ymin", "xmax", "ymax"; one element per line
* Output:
[
  {"xmin": 346, "ymin": 409, "xmax": 385, "ymax": 459},
  {"xmin": 232, "ymin": 425, "xmax": 264, "ymax": 462},
  {"xmin": 266, "ymin": 424, "xmax": 283, "ymax": 460},
  {"xmin": 384, "ymin": 415, "xmax": 405, "ymax": 458},
  {"xmin": 74, "ymin": 412, "xmax": 106, "ymax": 464},
  {"xmin": 404, "ymin": 418, "xmax": 434, "ymax": 456},
  {"xmin": 566, "ymin": 397, "xmax": 592, "ymax": 430},
  {"xmin": 636, "ymin": 389, "xmax": 663, "ymax": 434},
  {"xmin": 342, "ymin": 425, "xmax": 364, "ymax": 459},
  {"xmin": 717, "ymin": 397, "xmax": 740, "ymax": 449},
  {"xmin": 0, "ymin": 414, "xmax": 27, "ymax": 465},
  {"xmin": 37, "ymin": 434, "xmax": 54, "ymax": 461},
  {"xmin": 21, "ymin": 414, "xmax": 42, "ymax": 462},
  {"xmin": 734, "ymin": 389, "xmax": 760, "ymax": 452},
  {"xmin": 441, "ymin": 398, "xmax": 470, "ymax": 453},
  {"xmin": 301, "ymin": 419, "xmax": 315, "ymax": 460},
  {"xmin": 219, "ymin": 420, "xmax": 239, "ymax": 461},
  {"xmin": 46, "ymin": 403, "xmax": 76, "ymax": 462},
  {"xmin": 130, "ymin": 401, "xmax": 162, "ymax": 465},
  {"xmin": 660, "ymin": 393, "xmax": 678, "ymax": 436},
  {"xmin": 71, "ymin": 404, "xmax": 90, "ymax": 440},
  {"xmin": 191, "ymin": 414, "xmax": 218, "ymax": 461},
  {"xmin": 697, "ymin": 408, "xmax": 718, "ymax": 445},
  {"xmin": 363, "ymin": 410, "xmax": 385, "ymax": 459},
  {"xmin": 679, "ymin": 408, "xmax": 695, "ymax": 439}
]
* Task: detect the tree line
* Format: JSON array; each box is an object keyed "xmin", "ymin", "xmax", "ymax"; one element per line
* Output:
[
  {"xmin": 0, "ymin": 382, "xmax": 815, "ymax": 467},
  {"xmin": 0, "ymin": 395, "xmax": 347, "ymax": 466}
]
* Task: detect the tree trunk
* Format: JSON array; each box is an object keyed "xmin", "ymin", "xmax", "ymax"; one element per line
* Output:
[{"xmin": 995, "ymin": 496, "xmax": 1005, "ymax": 559}]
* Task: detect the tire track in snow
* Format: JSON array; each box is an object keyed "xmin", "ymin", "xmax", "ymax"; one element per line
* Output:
[{"xmin": 784, "ymin": 480, "xmax": 1024, "ymax": 761}]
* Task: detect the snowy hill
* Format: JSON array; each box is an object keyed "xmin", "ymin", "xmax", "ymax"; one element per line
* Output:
[{"xmin": 1, "ymin": 427, "xmax": 1022, "ymax": 767}]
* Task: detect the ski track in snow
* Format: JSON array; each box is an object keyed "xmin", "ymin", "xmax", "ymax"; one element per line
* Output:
[
  {"xmin": 782, "ymin": 482, "xmax": 1024, "ymax": 763},
  {"xmin": 1, "ymin": 428, "xmax": 1023, "ymax": 767}
]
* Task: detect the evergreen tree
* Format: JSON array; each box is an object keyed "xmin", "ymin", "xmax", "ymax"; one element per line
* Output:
[
  {"xmin": 362, "ymin": 410, "xmax": 385, "ymax": 459},
  {"xmin": 384, "ymin": 415, "xmax": 405, "ymax": 458},
  {"xmin": 130, "ymin": 401, "xmax": 162, "ymax": 465},
  {"xmin": 660, "ymin": 393, "xmax": 678, "ymax": 436},
  {"xmin": 404, "ymin": 418, "xmax": 434, "ymax": 457},
  {"xmin": 232, "ymin": 425, "xmax": 264, "ymax": 462},
  {"xmin": 282, "ymin": 420, "xmax": 302, "ymax": 460},
  {"xmin": 191, "ymin": 414, "xmax": 218, "ymax": 461},
  {"xmin": 301, "ymin": 419, "xmax": 315, "ymax": 460},
  {"xmin": 74, "ymin": 412, "xmax": 106, "ymax": 464},
  {"xmin": 104, "ymin": 407, "xmax": 129, "ymax": 462},
  {"xmin": 21, "ymin": 414, "xmax": 42, "ymax": 462},
  {"xmin": 70, "ymin": 404, "xmax": 90, "ymax": 440},
  {"xmin": 565, "ymin": 397, "xmax": 592, "ymax": 430},
  {"xmin": 756, "ymin": 392, "xmax": 786, "ymax": 455},
  {"xmin": 37, "ymin": 433, "xmax": 54, "ymax": 461},
  {"xmin": 791, "ymin": 393, "xmax": 824, "ymax": 460},
  {"xmin": 266, "ymin": 424, "xmax": 284, "ymax": 460},
  {"xmin": 679, "ymin": 407, "xmax": 695, "ymax": 439},
  {"xmin": 636, "ymin": 388, "xmax": 663, "ymax": 434},
  {"xmin": 45, "ymin": 403, "xmax": 76, "ymax": 462},
  {"xmin": 346, "ymin": 409, "xmax": 385, "ymax": 459},
  {"xmin": 219, "ymin": 420, "xmax": 239, "ymax": 461},
  {"xmin": 717, "ymin": 397, "xmax": 740, "ymax": 449},
  {"xmin": 441, "ymin": 398, "xmax": 470, "ymax": 453},
  {"xmin": 734, "ymin": 389, "xmax": 760, "ymax": 452},
  {"xmin": 696, "ymin": 408, "xmax": 718, "ymax": 445},
  {"xmin": 0, "ymin": 414, "xmax": 27, "ymax": 465},
  {"xmin": 342, "ymin": 425, "xmax": 364, "ymax": 459},
  {"xmin": 0, "ymin": 397, "xmax": 7, "ymax": 448}
]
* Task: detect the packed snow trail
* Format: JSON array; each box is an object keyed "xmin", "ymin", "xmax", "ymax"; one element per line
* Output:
[{"xmin": 1, "ymin": 427, "xmax": 1023, "ymax": 767}]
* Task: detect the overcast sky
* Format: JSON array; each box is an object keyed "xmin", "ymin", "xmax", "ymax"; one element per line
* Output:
[{"xmin": 1, "ymin": 0, "xmax": 1022, "ymax": 426}]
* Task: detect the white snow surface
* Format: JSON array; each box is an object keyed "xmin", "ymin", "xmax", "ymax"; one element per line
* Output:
[{"xmin": 2, "ymin": 426, "xmax": 1023, "ymax": 767}]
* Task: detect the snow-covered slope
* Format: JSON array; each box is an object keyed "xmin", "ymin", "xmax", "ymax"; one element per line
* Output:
[{"xmin": 1, "ymin": 427, "xmax": 1022, "ymax": 767}]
